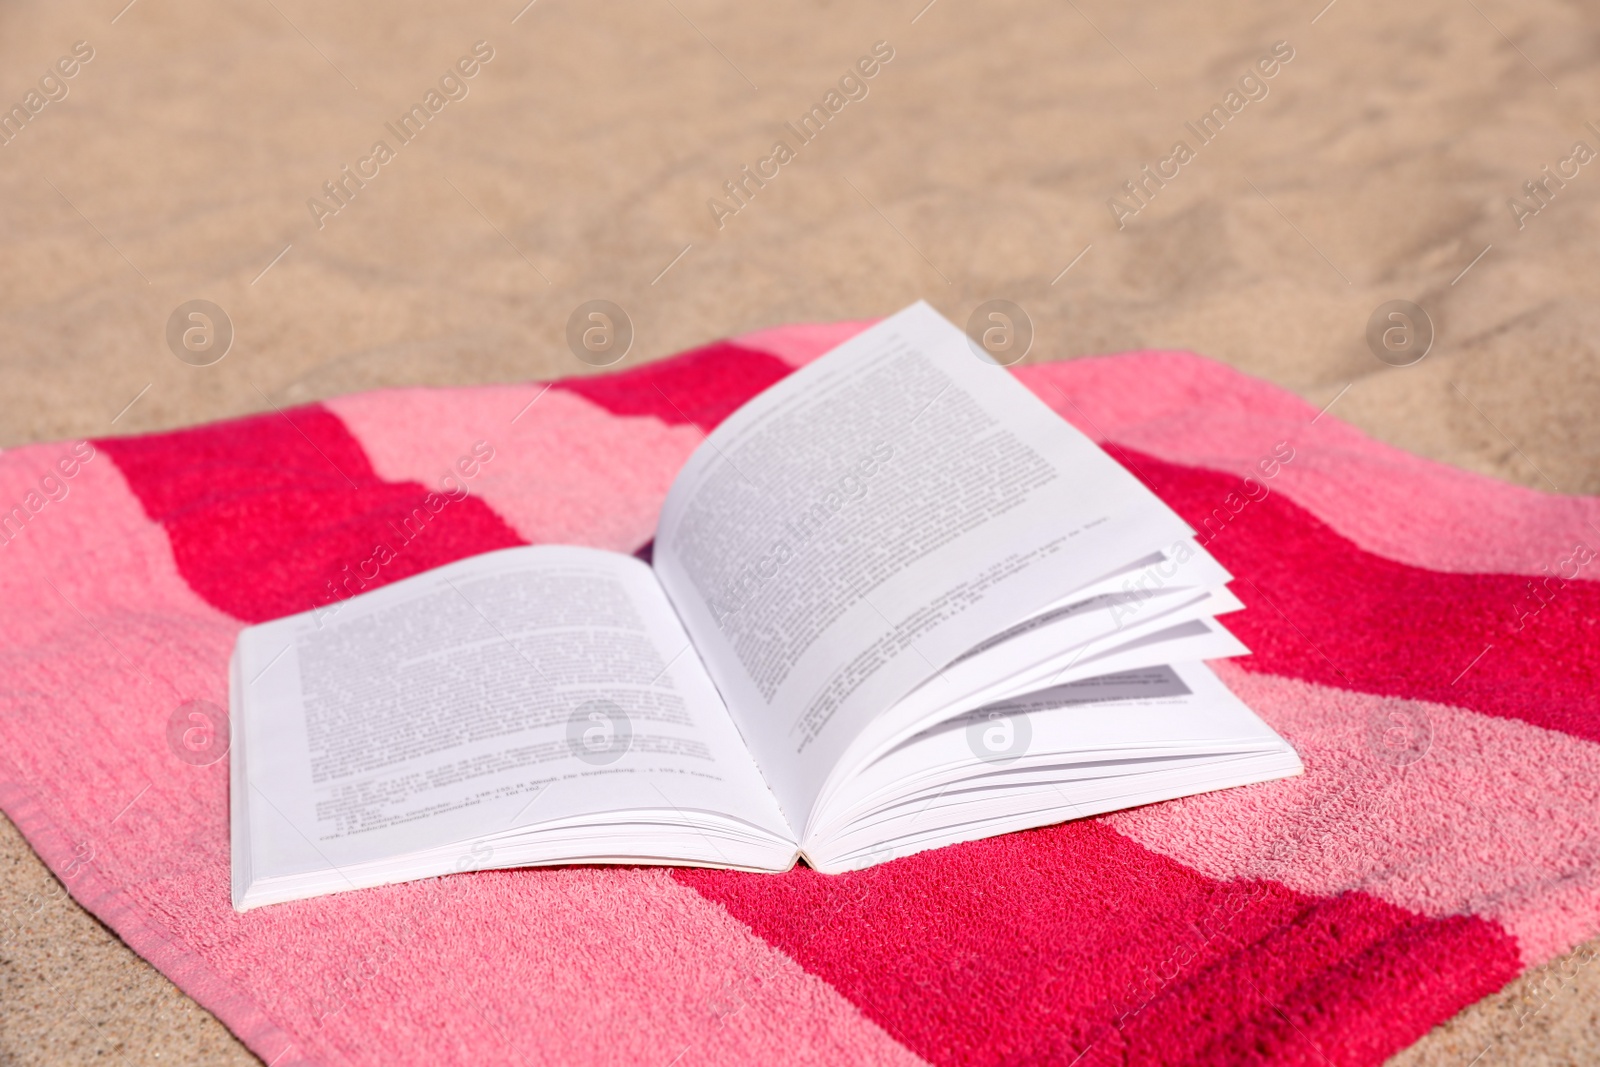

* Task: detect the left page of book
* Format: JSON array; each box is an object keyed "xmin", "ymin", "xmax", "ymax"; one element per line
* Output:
[{"xmin": 231, "ymin": 544, "xmax": 795, "ymax": 908}]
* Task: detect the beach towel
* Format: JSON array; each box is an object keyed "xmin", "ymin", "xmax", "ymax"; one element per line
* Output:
[{"xmin": 1, "ymin": 319, "xmax": 1596, "ymax": 1066}]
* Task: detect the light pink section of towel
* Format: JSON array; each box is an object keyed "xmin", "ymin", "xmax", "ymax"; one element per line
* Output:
[
  {"xmin": 327, "ymin": 384, "xmax": 702, "ymax": 550},
  {"xmin": 1106, "ymin": 663, "xmax": 1600, "ymax": 966}
]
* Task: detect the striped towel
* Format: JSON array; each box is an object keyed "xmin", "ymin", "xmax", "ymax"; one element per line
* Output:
[{"xmin": 1, "ymin": 319, "xmax": 1596, "ymax": 1066}]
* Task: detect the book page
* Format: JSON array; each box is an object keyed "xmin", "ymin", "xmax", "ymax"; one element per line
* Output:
[
  {"xmin": 806, "ymin": 662, "xmax": 1301, "ymax": 872},
  {"xmin": 235, "ymin": 546, "xmax": 793, "ymax": 883},
  {"xmin": 652, "ymin": 302, "xmax": 1194, "ymax": 829}
]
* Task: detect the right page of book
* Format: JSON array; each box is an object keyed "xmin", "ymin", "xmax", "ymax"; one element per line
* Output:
[{"xmin": 651, "ymin": 301, "xmax": 1196, "ymax": 830}]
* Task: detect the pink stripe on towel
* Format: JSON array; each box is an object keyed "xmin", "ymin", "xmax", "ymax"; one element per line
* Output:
[
  {"xmin": 1106, "ymin": 663, "xmax": 1600, "ymax": 966},
  {"xmin": 328, "ymin": 384, "xmax": 699, "ymax": 552}
]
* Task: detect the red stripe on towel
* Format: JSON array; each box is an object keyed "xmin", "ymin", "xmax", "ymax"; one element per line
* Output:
[
  {"xmin": 1177, "ymin": 907, "xmax": 1520, "ymax": 1067},
  {"xmin": 675, "ymin": 821, "xmax": 1520, "ymax": 1067},
  {"xmin": 97, "ymin": 405, "xmax": 525, "ymax": 623},
  {"xmin": 1117, "ymin": 448, "xmax": 1600, "ymax": 744},
  {"xmin": 551, "ymin": 341, "xmax": 793, "ymax": 431}
]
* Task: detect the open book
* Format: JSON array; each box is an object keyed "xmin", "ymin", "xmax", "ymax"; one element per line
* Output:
[{"xmin": 230, "ymin": 302, "xmax": 1302, "ymax": 910}]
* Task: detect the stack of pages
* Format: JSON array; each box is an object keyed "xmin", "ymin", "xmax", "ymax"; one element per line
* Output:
[{"xmin": 231, "ymin": 302, "xmax": 1301, "ymax": 909}]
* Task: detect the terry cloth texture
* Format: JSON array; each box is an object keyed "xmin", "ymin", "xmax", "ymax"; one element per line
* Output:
[{"xmin": 1, "ymin": 322, "xmax": 1596, "ymax": 1067}]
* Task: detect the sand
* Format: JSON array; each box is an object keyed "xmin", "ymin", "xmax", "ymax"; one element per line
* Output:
[{"xmin": 1, "ymin": 0, "xmax": 1597, "ymax": 1061}]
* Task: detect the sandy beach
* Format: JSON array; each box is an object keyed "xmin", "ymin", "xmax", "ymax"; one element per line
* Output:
[{"xmin": 2, "ymin": 0, "xmax": 1597, "ymax": 1061}]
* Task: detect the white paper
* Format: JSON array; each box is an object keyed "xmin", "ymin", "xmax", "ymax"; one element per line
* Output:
[{"xmin": 233, "ymin": 545, "xmax": 793, "ymax": 906}]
